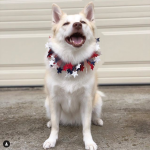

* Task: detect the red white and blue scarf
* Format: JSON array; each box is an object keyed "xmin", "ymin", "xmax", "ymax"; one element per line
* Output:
[{"xmin": 46, "ymin": 38, "xmax": 101, "ymax": 78}]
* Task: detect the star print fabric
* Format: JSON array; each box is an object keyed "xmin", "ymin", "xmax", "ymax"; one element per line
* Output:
[{"xmin": 46, "ymin": 38, "xmax": 101, "ymax": 78}]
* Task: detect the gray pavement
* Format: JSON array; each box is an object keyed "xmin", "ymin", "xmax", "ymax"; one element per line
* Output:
[{"xmin": 0, "ymin": 86, "xmax": 150, "ymax": 150}]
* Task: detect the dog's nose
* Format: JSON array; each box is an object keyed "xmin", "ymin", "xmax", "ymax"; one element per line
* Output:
[{"xmin": 73, "ymin": 22, "xmax": 82, "ymax": 29}]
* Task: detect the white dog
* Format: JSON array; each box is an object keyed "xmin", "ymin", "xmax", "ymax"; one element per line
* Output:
[{"xmin": 43, "ymin": 2, "xmax": 104, "ymax": 150}]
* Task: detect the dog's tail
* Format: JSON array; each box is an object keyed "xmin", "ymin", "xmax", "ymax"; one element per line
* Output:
[{"xmin": 97, "ymin": 90, "xmax": 105, "ymax": 97}]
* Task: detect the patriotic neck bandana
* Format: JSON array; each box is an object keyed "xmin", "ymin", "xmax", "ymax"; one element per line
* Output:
[{"xmin": 46, "ymin": 38, "xmax": 101, "ymax": 78}]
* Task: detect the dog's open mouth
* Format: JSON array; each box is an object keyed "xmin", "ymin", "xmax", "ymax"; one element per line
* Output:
[{"xmin": 65, "ymin": 33, "xmax": 86, "ymax": 47}]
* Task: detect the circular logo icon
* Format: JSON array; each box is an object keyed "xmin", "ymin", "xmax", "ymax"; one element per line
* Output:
[{"xmin": 3, "ymin": 140, "xmax": 10, "ymax": 148}]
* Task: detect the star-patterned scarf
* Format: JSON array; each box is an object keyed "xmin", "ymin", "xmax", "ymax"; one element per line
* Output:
[{"xmin": 46, "ymin": 38, "xmax": 101, "ymax": 78}]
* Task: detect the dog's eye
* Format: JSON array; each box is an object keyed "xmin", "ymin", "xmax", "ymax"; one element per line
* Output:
[
  {"xmin": 63, "ymin": 22, "xmax": 70, "ymax": 26},
  {"xmin": 80, "ymin": 21, "xmax": 86, "ymax": 24}
]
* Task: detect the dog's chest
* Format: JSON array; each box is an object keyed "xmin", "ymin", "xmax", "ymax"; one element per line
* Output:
[
  {"xmin": 55, "ymin": 84, "xmax": 85, "ymax": 113},
  {"xmin": 46, "ymin": 68, "xmax": 95, "ymax": 113}
]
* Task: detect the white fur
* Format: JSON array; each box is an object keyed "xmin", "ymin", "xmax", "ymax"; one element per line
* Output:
[{"xmin": 43, "ymin": 2, "xmax": 103, "ymax": 150}]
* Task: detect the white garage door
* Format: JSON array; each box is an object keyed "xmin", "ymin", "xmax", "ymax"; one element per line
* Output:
[{"xmin": 0, "ymin": 0, "xmax": 150, "ymax": 86}]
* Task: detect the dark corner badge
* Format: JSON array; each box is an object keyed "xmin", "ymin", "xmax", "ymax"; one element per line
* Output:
[{"xmin": 3, "ymin": 140, "xmax": 10, "ymax": 148}]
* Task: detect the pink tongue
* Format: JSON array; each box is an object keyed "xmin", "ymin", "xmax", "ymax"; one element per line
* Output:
[{"xmin": 72, "ymin": 37, "xmax": 83, "ymax": 45}]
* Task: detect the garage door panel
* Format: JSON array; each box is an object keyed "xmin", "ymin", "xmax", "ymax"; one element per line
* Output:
[
  {"xmin": 0, "ymin": 35, "xmax": 48, "ymax": 65},
  {"xmin": 101, "ymin": 30, "xmax": 150, "ymax": 63}
]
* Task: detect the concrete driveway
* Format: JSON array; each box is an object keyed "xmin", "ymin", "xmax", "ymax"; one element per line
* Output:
[{"xmin": 0, "ymin": 86, "xmax": 150, "ymax": 150}]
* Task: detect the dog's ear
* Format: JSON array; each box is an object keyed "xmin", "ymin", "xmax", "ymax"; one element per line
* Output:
[
  {"xmin": 83, "ymin": 2, "xmax": 94, "ymax": 21},
  {"xmin": 52, "ymin": 4, "xmax": 63, "ymax": 23}
]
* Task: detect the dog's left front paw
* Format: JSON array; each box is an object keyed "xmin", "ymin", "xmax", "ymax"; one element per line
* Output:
[
  {"xmin": 43, "ymin": 138, "xmax": 56, "ymax": 149},
  {"xmin": 85, "ymin": 140, "xmax": 97, "ymax": 150}
]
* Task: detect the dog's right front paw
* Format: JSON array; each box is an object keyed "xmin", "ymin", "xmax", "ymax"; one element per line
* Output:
[
  {"xmin": 43, "ymin": 138, "xmax": 56, "ymax": 149},
  {"xmin": 85, "ymin": 140, "xmax": 97, "ymax": 150}
]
